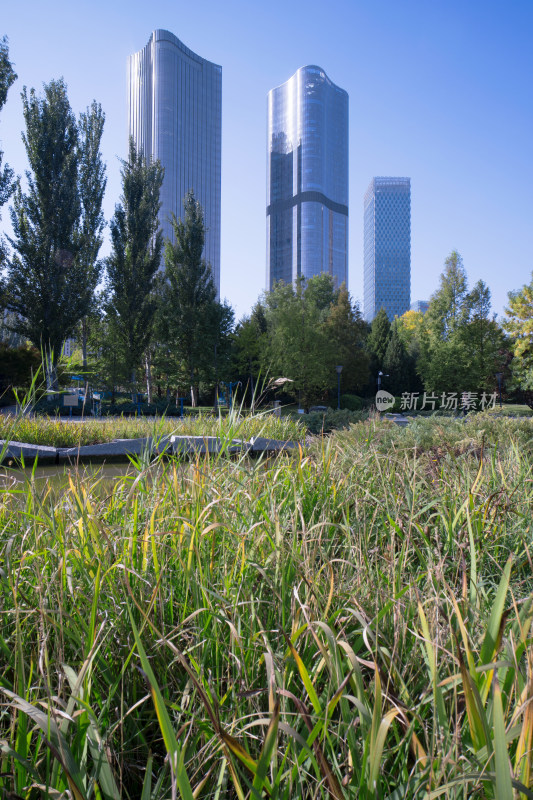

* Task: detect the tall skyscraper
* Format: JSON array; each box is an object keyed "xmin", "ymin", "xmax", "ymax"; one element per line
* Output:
[
  {"xmin": 128, "ymin": 30, "xmax": 222, "ymax": 292},
  {"xmin": 364, "ymin": 177, "xmax": 411, "ymax": 321},
  {"xmin": 267, "ymin": 66, "xmax": 348, "ymax": 291}
]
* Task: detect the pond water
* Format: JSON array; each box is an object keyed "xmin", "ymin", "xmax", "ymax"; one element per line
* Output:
[{"xmin": 0, "ymin": 462, "xmax": 139, "ymax": 491}]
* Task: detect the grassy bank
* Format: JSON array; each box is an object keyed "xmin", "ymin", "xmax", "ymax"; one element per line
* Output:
[
  {"xmin": 1, "ymin": 416, "xmax": 533, "ymax": 798},
  {"xmin": 0, "ymin": 409, "xmax": 304, "ymax": 448}
]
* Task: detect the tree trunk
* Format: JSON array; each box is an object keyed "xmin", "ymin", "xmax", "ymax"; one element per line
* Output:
[
  {"xmin": 249, "ymin": 357, "xmax": 255, "ymax": 413},
  {"xmin": 131, "ymin": 369, "xmax": 137, "ymax": 403},
  {"xmin": 190, "ymin": 366, "xmax": 196, "ymax": 407},
  {"xmin": 145, "ymin": 350, "xmax": 153, "ymax": 404},
  {"xmin": 82, "ymin": 317, "xmax": 88, "ymax": 372},
  {"xmin": 44, "ymin": 350, "xmax": 59, "ymax": 399}
]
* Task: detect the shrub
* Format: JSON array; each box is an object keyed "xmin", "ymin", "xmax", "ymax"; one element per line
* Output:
[{"xmin": 339, "ymin": 393, "xmax": 365, "ymax": 411}]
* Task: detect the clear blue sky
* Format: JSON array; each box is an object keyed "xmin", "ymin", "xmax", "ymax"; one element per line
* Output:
[{"xmin": 2, "ymin": 0, "xmax": 532, "ymax": 321}]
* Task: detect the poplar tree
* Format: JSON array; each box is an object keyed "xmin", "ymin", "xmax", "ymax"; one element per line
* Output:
[
  {"xmin": 78, "ymin": 101, "xmax": 106, "ymax": 370},
  {"xmin": 0, "ymin": 36, "xmax": 17, "ymax": 264},
  {"xmin": 162, "ymin": 192, "xmax": 227, "ymax": 406},
  {"xmin": 105, "ymin": 139, "xmax": 163, "ymax": 395},
  {"xmin": 5, "ymin": 79, "xmax": 106, "ymax": 389}
]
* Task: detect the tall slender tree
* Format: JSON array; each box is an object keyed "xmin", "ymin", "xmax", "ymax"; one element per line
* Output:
[
  {"xmin": 0, "ymin": 37, "xmax": 17, "ymax": 265},
  {"xmin": 105, "ymin": 139, "xmax": 164, "ymax": 396},
  {"xmin": 162, "ymin": 192, "xmax": 228, "ymax": 406},
  {"xmin": 78, "ymin": 101, "xmax": 106, "ymax": 371},
  {"xmin": 425, "ymin": 250, "xmax": 469, "ymax": 340},
  {"xmin": 5, "ymin": 79, "xmax": 106, "ymax": 389}
]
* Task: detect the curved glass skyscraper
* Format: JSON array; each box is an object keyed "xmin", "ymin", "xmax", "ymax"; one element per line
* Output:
[
  {"xmin": 128, "ymin": 30, "xmax": 221, "ymax": 292},
  {"xmin": 267, "ymin": 66, "xmax": 348, "ymax": 291}
]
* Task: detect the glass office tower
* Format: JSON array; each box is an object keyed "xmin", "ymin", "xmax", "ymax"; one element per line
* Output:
[
  {"xmin": 364, "ymin": 177, "xmax": 411, "ymax": 321},
  {"xmin": 128, "ymin": 30, "xmax": 221, "ymax": 293},
  {"xmin": 267, "ymin": 66, "xmax": 348, "ymax": 290}
]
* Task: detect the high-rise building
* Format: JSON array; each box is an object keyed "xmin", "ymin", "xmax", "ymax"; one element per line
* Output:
[
  {"xmin": 364, "ymin": 177, "xmax": 411, "ymax": 322},
  {"xmin": 410, "ymin": 300, "xmax": 429, "ymax": 314},
  {"xmin": 128, "ymin": 30, "xmax": 222, "ymax": 292},
  {"xmin": 267, "ymin": 66, "xmax": 348, "ymax": 290}
]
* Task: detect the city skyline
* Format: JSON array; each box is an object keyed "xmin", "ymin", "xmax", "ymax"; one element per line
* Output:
[
  {"xmin": 267, "ymin": 65, "xmax": 348, "ymax": 290},
  {"xmin": 364, "ymin": 177, "xmax": 411, "ymax": 322},
  {"xmin": 128, "ymin": 29, "xmax": 221, "ymax": 291},
  {"xmin": 1, "ymin": 0, "xmax": 532, "ymax": 321}
]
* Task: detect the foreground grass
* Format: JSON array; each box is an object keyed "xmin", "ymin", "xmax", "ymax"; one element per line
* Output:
[
  {"xmin": 0, "ymin": 408, "xmax": 304, "ymax": 448},
  {"xmin": 1, "ymin": 415, "xmax": 533, "ymax": 798}
]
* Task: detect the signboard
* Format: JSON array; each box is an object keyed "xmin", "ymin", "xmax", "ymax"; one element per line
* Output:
[{"xmin": 63, "ymin": 394, "xmax": 78, "ymax": 407}]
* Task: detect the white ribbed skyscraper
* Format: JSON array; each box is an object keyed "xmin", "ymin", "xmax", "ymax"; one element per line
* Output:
[{"xmin": 128, "ymin": 30, "xmax": 222, "ymax": 292}]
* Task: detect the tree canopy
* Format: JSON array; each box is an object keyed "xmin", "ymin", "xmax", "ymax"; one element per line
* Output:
[
  {"xmin": 105, "ymin": 139, "xmax": 163, "ymax": 392},
  {"xmin": 505, "ymin": 273, "xmax": 533, "ymax": 391},
  {"xmin": 0, "ymin": 36, "xmax": 17, "ymax": 258},
  {"xmin": 161, "ymin": 192, "xmax": 231, "ymax": 405},
  {"xmin": 5, "ymin": 79, "xmax": 106, "ymax": 387}
]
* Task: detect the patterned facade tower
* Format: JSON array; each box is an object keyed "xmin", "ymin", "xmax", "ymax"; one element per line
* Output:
[
  {"xmin": 364, "ymin": 177, "xmax": 411, "ymax": 321},
  {"xmin": 267, "ymin": 66, "xmax": 348, "ymax": 290},
  {"xmin": 128, "ymin": 30, "xmax": 221, "ymax": 293}
]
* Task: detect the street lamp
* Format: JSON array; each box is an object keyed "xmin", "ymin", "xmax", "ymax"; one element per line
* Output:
[
  {"xmin": 377, "ymin": 371, "xmax": 388, "ymax": 392},
  {"xmin": 495, "ymin": 372, "xmax": 503, "ymax": 408},
  {"xmin": 335, "ymin": 365, "xmax": 343, "ymax": 410}
]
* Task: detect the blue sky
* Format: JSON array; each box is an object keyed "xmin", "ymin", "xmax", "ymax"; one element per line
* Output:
[{"xmin": 1, "ymin": 0, "xmax": 532, "ymax": 321}]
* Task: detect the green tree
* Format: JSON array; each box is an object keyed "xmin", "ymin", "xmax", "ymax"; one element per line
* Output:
[
  {"xmin": 231, "ymin": 303, "xmax": 268, "ymax": 407},
  {"xmin": 105, "ymin": 139, "xmax": 163, "ymax": 397},
  {"xmin": 0, "ymin": 37, "xmax": 17, "ymax": 265},
  {"xmin": 426, "ymin": 250, "xmax": 469, "ymax": 340},
  {"xmin": 383, "ymin": 322, "xmax": 411, "ymax": 396},
  {"xmin": 461, "ymin": 279, "xmax": 505, "ymax": 390},
  {"xmin": 162, "ymin": 192, "xmax": 231, "ymax": 406},
  {"xmin": 78, "ymin": 101, "xmax": 106, "ymax": 371},
  {"xmin": 418, "ymin": 253, "xmax": 504, "ymax": 394},
  {"xmin": 5, "ymin": 79, "xmax": 106, "ymax": 390},
  {"xmin": 367, "ymin": 307, "xmax": 391, "ymax": 367},
  {"xmin": 262, "ymin": 275, "xmax": 335, "ymax": 408},
  {"xmin": 417, "ymin": 251, "xmax": 470, "ymax": 392},
  {"xmin": 505, "ymin": 273, "xmax": 533, "ymax": 391},
  {"xmin": 324, "ymin": 284, "xmax": 369, "ymax": 393}
]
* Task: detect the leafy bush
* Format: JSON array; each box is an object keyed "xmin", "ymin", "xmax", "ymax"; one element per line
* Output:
[{"xmin": 339, "ymin": 393, "xmax": 365, "ymax": 411}]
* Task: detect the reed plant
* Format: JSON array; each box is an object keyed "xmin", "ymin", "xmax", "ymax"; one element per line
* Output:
[
  {"xmin": 1, "ymin": 415, "xmax": 532, "ymax": 798},
  {"xmin": 0, "ymin": 406, "xmax": 304, "ymax": 448}
]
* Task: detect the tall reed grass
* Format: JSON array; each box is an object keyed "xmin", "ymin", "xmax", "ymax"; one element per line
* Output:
[
  {"xmin": 1, "ymin": 414, "xmax": 532, "ymax": 798},
  {"xmin": 0, "ymin": 408, "xmax": 304, "ymax": 448}
]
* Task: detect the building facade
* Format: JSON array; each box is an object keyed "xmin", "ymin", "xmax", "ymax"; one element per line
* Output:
[
  {"xmin": 128, "ymin": 30, "xmax": 222, "ymax": 292},
  {"xmin": 267, "ymin": 66, "xmax": 348, "ymax": 290},
  {"xmin": 410, "ymin": 300, "xmax": 429, "ymax": 314},
  {"xmin": 364, "ymin": 177, "xmax": 411, "ymax": 322}
]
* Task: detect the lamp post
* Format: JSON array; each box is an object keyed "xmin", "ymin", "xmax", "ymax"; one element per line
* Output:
[
  {"xmin": 335, "ymin": 365, "xmax": 343, "ymax": 410},
  {"xmin": 377, "ymin": 371, "xmax": 388, "ymax": 391},
  {"xmin": 495, "ymin": 372, "xmax": 503, "ymax": 408}
]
